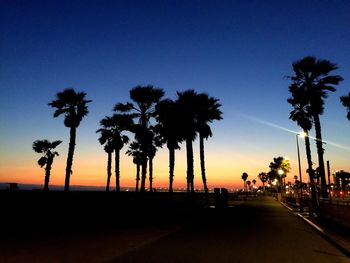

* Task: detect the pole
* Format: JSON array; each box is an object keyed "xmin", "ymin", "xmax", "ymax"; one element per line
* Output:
[
  {"xmin": 327, "ymin": 160, "xmax": 331, "ymax": 200},
  {"xmin": 296, "ymin": 134, "xmax": 303, "ymax": 211}
]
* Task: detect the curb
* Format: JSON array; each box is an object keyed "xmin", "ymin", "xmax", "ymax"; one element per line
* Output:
[{"xmin": 281, "ymin": 201, "xmax": 350, "ymax": 258}]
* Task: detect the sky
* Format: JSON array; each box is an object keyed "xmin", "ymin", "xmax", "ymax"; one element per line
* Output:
[{"xmin": 1, "ymin": 0, "xmax": 350, "ymax": 190}]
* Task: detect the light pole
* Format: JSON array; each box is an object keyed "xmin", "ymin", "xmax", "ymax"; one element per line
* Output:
[{"xmin": 296, "ymin": 132, "xmax": 304, "ymax": 211}]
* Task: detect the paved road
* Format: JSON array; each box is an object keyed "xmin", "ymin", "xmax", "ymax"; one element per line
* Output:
[{"xmin": 109, "ymin": 197, "xmax": 348, "ymax": 263}]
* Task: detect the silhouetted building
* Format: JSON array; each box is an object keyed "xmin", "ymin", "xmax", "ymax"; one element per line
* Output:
[{"xmin": 334, "ymin": 170, "xmax": 350, "ymax": 190}]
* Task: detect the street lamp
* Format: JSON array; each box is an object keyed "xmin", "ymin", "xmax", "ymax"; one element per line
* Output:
[{"xmin": 296, "ymin": 132, "xmax": 304, "ymax": 211}]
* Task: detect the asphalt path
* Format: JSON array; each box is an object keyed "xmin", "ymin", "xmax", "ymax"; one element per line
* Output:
[{"xmin": 109, "ymin": 196, "xmax": 349, "ymax": 263}]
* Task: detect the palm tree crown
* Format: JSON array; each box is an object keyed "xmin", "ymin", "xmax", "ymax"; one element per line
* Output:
[{"xmin": 340, "ymin": 93, "xmax": 350, "ymax": 121}]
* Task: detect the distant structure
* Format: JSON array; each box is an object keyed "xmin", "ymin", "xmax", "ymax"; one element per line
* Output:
[{"xmin": 334, "ymin": 170, "xmax": 350, "ymax": 191}]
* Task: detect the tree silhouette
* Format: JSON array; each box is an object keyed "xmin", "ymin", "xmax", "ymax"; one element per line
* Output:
[
  {"xmin": 258, "ymin": 172, "xmax": 268, "ymax": 191},
  {"xmin": 32, "ymin": 139, "xmax": 62, "ymax": 191},
  {"xmin": 288, "ymin": 84, "xmax": 318, "ymax": 209},
  {"xmin": 155, "ymin": 99, "xmax": 182, "ymax": 193},
  {"xmin": 177, "ymin": 90, "xmax": 198, "ymax": 193},
  {"xmin": 126, "ymin": 141, "xmax": 142, "ymax": 192},
  {"xmin": 269, "ymin": 157, "xmax": 290, "ymax": 189},
  {"xmin": 340, "ymin": 93, "xmax": 350, "ymax": 121},
  {"xmin": 196, "ymin": 93, "xmax": 223, "ymax": 199},
  {"xmin": 48, "ymin": 88, "xmax": 91, "ymax": 191},
  {"xmin": 289, "ymin": 56, "xmax": 343, "ymax": 198},
  {"xmin": 97, "ymin": 114, "xmax": 133, "ymax": 192},
  {"xmin": 115, "ymin": 85, "xmax": 164, "ymax": 192},
  {"xmin": 241, "ymin": 172, "xmax": 248, "ymax": 192}
]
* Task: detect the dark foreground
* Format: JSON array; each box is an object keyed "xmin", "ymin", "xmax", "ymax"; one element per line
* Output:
[{"xmin": 0, "ymin": 192, "xmax": 348, "ymax": 262}]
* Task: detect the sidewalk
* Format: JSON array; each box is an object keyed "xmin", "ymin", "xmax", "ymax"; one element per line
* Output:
[{"xmin": 281, "ymin": 201, "xmax": 350, "ymax": 257}]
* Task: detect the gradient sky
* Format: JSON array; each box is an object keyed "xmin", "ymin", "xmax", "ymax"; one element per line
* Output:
[{"xmin": 1, "ymin": 0, "xmax": 350, "ymax": 190}]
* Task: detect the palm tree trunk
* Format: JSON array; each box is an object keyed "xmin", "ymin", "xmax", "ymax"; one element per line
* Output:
[
  {"xmin": 106, "ymin": 152, "xmax": 112, "ymax": 192},
  {"xmin": 140, "ymin": 156, "xmax": 147, "ymax": 192},
  {"xmin": 65, "ymin": 127, "xmax": 76, "ymax": 192},
  {"xmin": 149, "ymin": 157, "xmax": 153, "ymax": 192},
  {"xmin": 44, "ymin": 156, "xmax": 53, "ymax": 191},
  {"xmin": 169, "ymin": 147, "xmax": 175, "ymax": 193},
  {"xmin": 313, "ymin": 114, "xmax": 328, "ymax": 198},
  {"xmin": 115, "ymin": 149, "xmax": 120, "ymax": 192},
  {"xmin": 304, "ymin": 130, "xmax": 319, "ymax": 210},
  {"xmin": 186, "ymin": 137, "xmax": 194, "ymax": 193},
  {"xmin": 136, "ymin": 164, "xmax": 140, "ymax": 192},
  {"xmin": 199, "ymin": 134, "xmax": 209, "ymax": 204}
]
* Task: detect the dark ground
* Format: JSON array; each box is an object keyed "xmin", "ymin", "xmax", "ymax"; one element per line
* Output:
[{"xmin": 0, "ymin": 192, "xmax": 349, "ymax": 262}]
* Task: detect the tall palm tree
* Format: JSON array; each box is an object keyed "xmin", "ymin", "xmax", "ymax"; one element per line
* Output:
[
  {"xmin": 48, "ymin": 88, "xmax": 91, "ymax": 191},
  {"xmin": 241, "ymin": 172, "xmax": 248, "ymax": 192},
  {"xmin": 155, "ymin": 99, "xmax": 182, "ymax": 193},
  {"xmin": 196, "ymin": 93, "xmax": 223, "ymax": 198},
  {"xmin": 32, "ymin": 139, "xmax": 62, "ymax": 191},
  {"xmin": 340, "ymin": 93, "xmax": 350, "ymax": 121},
  {"xmin": 115, "ymin": 85, "xmax": 164, "ymax": 192},
  {"xmin": 177, "ymin": 90, "xmax": 199, "ymax": 193},
  {"xmin": 126, "ymin": 141, "xmax": 143, "ymax": 192},
  {"xmin": 97, "ymin": 114, "xmax": 133, "ymax": 192},
  {"xmin": 290, "ymin": 56, "xmax": 343, "ymax": 198},
  {"xmin": 288, "ymin": 84, "xmax": 318, "ymax": 209}
]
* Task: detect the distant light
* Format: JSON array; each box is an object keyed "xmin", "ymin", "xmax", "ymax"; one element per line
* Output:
[
  {"xmin": 299, "ymin": 131, "xmax": 306, "ymax": 138},
  {"xmin": 278, "ymin": 169, "xmax": 284, "ymax": 175}
]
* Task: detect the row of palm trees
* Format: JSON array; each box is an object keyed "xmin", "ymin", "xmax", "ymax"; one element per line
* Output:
[
  {"xmin": 33, "ymin": 86, "xmax": 223, "ymax": 194},
  {"xmin": 287, "ymin": 56, "xmax": 349, "ymax": 209}
]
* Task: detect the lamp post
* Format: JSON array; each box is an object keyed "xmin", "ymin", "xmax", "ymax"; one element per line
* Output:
[{"xmin": 296, "ymin": 132, "xmax": 304, "ymax": 211}]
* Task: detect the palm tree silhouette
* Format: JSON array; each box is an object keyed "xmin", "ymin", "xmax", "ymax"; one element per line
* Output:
[
  {"xmin": 155, "ymin": 99, "xmax": 182, "ymax": 193},
  {"xmin": 340, "ymin": 93, "xmax": 350, "ymax": 121},
  {"xmin": 289, "ymin": 56, "xmax": 343, "ymax": 198},
  {"xmin": 196, "ymin": 93, "xmax": 223, "ymax": 198},
  {"xmin": 241, "ymin": 172, "xmax": 248, "ymax": 192},
  {"xmin": 177, "ymin": 90, "xmax": 198, "ymax": 193},
  {"xmin": 288, "ymin": 84, "xmax": 318, "ymax": 209},
  {"xmin": 126, "ymin": 141, "xmax": 143, "ymax": 192},
  {"xmin": 48, "ymin": 88, "xmax": 91, "ymax": 191},
  {"xmin": 32, "ymin": 139, "xmax": 62, "ymax": 191},
  {"xmin": 115, "ymin": 85, "xmax": 164, "ymax": 192},
  {"xmin": 97, "ymin": 114, "xmax": 133, "ymax": 192},
  {"xmin": 269, "ymin": 156, "xmax": 291, "ymax": 191},
  {"xmin": 258, "ymin": 172, "xmax": 268, "ymax": 191}
]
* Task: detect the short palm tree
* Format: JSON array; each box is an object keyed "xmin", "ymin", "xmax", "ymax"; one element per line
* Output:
[
  {"xmin": 97, "ymin": 114, "xmax": 133, "ymax": 192},
  {"xmin": 241, "ymin": 172, "xmax": 248, "ymax": 192},
  {"xmin": 196, "ymin": 93, "xmax": 223, "ymax": 198},
  {"xmin": 269, "ymin": 156, "xmax": 291, "ymax": 191},
  {"xmin": 340, "ymin": 93, "xmax": 350, "ymax": 121},
  {"xmin": 126, "ymin": 141, "xmax": 143, "ymax": 192},
  {"xmin": 48, "ymin": 88, "xmax": 91, "ymax": 191},
  {"xmin": 32, "ymin": 139, "xmax": 62, "ymax": 191},
  {"xmin": 289, "ymin": 56, "xmax": 343, "ymax": 198},
  {"xmin": 258, "ymin": 172, "xmax": 268, "ymax": 191},
  {"xmin": 115, "ymin": 85, "xmax": 164, "ymax": 192},
  {"xmin": 155, "ymin": 99, "xmax": 182, "ymax": 193},
  {"xmin": 177, "ymin": 90, "xmax": 199, "ymax": 193}
]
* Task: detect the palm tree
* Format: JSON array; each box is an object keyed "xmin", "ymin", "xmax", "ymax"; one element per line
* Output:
[
  {"xmin": 340, "ymin": 93, "xmax": 350, "ymax": 121},
  {"xmin": 115, "ymin": 85, "xmax": 164, "ymax": 192},
  {"xmin": 246, "ymin": 180, "xmax": 251, "ymax": 191},
  {"xmin": 97, "ymin": 114, "xmax": 133, "ymax": 192},
  {"xmin": 288, "ymin": 84, "xmax": 318, "ymax": 209},
  {"xmin": 258, "ymin": 172, "xmax": 268, "ymax": 191},
  {"xmin": 126, "ymin": 141, "xmax": 143, "ymax": 192},
  {"xmin": 177, "ymin": 90, "xmax": 199, "ymax": 193},
  {"xmin": 48, "ymin": 88, "xmax": 91, "ymax": 191},
  {"xmin": 252, "ymin": 179, "xmax": 257, "ymax": 189},
  {"xmin": 269, "ymin": 156, "xmax": 291, "ymax": 191},
  {"xmin": 196, "ymin": 93, "xmax": 223, "ymax": 198},
  {"xmin": 289, "ymin": 56, "xmax": 343, "ymax": 198},
  {"xmin": 241, "ymin": 172, "xmax": 248, "ymax": 192},
  {"xmin": 32, "ymin": 139, "xmax": 62, "ymax": 191},
  {"xmin": 155, "ymin": 99, "xmax": 183, "ymax": 193}
]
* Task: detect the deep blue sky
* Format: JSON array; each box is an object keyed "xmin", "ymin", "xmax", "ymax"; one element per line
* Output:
[{"xmin": 1, "ymin": 0, "xmax": 349, "ymax": 188}]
